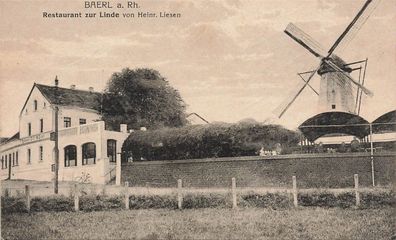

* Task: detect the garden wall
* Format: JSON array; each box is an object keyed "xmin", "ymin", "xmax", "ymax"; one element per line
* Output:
[{"xmin": 121, "ymin": 152, "xmax": 396, "ymax": 188}]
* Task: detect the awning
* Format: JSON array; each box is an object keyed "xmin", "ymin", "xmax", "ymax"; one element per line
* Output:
[{"xmin": 298, "ymin": 112, "xmax": 370, "ymax": 142}]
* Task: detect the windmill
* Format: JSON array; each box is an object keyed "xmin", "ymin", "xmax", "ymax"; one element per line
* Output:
[{"xmin": 275, "ymin": 0, "xmax": 380, "ymax": 119}]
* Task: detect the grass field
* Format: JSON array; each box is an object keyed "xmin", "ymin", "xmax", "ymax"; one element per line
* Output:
[{"xmin": 2, "ymin": 207, "xmax": 394, "ymax": 240}]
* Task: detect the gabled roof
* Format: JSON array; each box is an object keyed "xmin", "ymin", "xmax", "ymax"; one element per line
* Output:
[
  {"xmin": 0, "ymin": 132, "xmax": 19, "ymax": 145},
  {"xmin": 186, "ymin": 112, "xmax": 209, "ymax": 125},
  {"xmin": 36, "ymin": 84, "xmax": 102, "ymax": 110},
  {"xmin": 20, "ymin": 83, "xmax": 103, "ymax": 116}
]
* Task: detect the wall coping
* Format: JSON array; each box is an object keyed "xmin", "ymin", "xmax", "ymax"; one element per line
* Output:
[{"xmin": 123, "ymin": 152, "xmax": 396, "ymax": 166}]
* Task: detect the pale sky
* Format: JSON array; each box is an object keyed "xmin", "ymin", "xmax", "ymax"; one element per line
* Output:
[{"xmin": 0, "ymin": 0, "xmax": 395, "ymax": 137}]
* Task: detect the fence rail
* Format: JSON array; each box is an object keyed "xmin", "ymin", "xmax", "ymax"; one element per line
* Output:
[{"xmin": 2, "ymin": 173, "xmax": 390, "ymax": 212}]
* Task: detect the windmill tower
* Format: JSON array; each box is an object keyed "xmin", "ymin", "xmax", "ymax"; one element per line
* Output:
[
  {"xmin": 317, "ymin": 55, "xmax": 354, "ymax": 113},
  {"xmin": 276, "ymin": 0, "xmax": 380, "ymax": 118}
]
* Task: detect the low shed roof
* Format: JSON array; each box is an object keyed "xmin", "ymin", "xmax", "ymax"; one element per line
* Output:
[
  {"xmin": 298, "ymin": 111, "xmax": 370, "ymax": 141},
  {"xmin": 372, "ymin": 110, "xmax": 396, "ymax": 133}
]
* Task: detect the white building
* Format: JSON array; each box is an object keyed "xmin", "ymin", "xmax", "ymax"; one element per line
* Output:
[{"xmin": 0, "ymin": 80, "xmax": 129, "ymax": 184}]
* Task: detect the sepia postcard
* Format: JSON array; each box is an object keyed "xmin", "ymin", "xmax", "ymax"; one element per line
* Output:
[{"xmin": 0, "ymin": 0, "xmax": 395, "ymax": 239}]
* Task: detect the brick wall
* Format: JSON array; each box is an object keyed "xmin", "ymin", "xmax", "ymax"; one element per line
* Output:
[{"xmin": 121, "ymin": 152, "xmax": 395, "ymax": 188}]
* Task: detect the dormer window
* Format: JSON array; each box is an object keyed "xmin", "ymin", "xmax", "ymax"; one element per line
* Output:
[{"xmin": 34, "ymin": 100, "xmax": 38, "ymax": 111}]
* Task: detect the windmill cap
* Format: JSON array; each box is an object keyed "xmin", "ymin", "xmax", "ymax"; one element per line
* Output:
[{"xmin": 318, "ymin": 55, "xmax": 352, "ymax": 75}]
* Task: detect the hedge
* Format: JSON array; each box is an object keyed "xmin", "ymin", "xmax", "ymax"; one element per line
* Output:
[
  {"xmin": 1, "ymin": 191, "xmax": 394, "ymax": 213},
  {"xmin": 122, "ymin": 122, "xmax": 300, "ymax": 161}
]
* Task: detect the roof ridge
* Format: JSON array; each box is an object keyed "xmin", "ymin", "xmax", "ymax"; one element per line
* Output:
[
  {"xmin": 35, "ymin": 83, "xmax": 102, "ymax": 94},
  {"xmin": 34, "ymin": 83, "xmax": 102, "ymax": 111}
]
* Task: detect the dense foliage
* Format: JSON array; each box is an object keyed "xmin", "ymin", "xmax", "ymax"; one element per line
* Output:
[
  {"xmin": 122, "ymin": 122, "xmax": 301, "ymax": 160},
  {"xmin": 101, "ymin": 68, "xmax": 187, "ymax": 130}
]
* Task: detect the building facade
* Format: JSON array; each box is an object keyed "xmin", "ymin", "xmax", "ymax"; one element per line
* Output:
[{"xmin": 0, "ymin": 81, "xmax": 129, "ymax": 184}]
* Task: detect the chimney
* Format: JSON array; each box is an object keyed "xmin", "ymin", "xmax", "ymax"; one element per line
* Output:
[
  {"xmin": 88, "ymin": 87, "xmax": 94, "ymax": 92},
  {"xmin": 70, "ymin": 84, "xmax": 76, "ymax": 90},
  {"xmin": 120, "ymin": 124, "xmax": 127, "ymax": 133},
  {"xmin": 54, "ymin": 76, "xmax": 59, "ymax": 87}
]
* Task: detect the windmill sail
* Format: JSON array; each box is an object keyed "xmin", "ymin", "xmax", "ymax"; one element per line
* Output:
[
  {"xmin": 274, "ymin": 66, "xmax": 319, "ymax": 118},
  {"xmin": 273, "ymin": 81, "xmax": 307, "ymax": 118},
  {"xmin": 328, "ymin": 0, "xmax": 381, "ymax": 55},
  {"xmin": 284, "ymin": 23, "xmax": 327, "ymax": 58}
]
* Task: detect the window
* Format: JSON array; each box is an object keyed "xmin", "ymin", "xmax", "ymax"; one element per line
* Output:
[
  {"xmin": 9, "ymin": 154, "xmax": 12, "ymax": 167},
  {"xmin": 4, "ymin": 155, "xmax": 7, "ymax": 168},
  {"xmin": 107, "ymin": 140, "xmax": 117, "ymax": 162},
  {"xmin": 82, "ymin": 142, "xmax": 96, "ymax": 165},
  {"xmin": 40, "ymin": 119, "xmax": 44, "ymax": 133},
  {"xmin": 1, "ymin": 156, "xmax": 3, "ymax": 169},
  {"xmin": 64, "ymin": 117, "xmax": 71, "ymax": 128},
  {"xmin": 12, "ymin": 153, "xmax": 15, "ymax": 166},
  {"xmin": 64, "ymin": 145, "xmax": 77, "ymax": 167},
  {"xmin": 15, "ymin": 152, "xmax": 18, "ymax": 166},
  {"xmin": 79, "ymin": 118, "xmax": 87, "ymax": 125},
  {"xmin": 332, "ymin": 104, "xmax": 336, "ymax": 109},
  {"xmin": 39, "ymin": 146, "xmax": 43, "ymax": 161},
  {"xmin": 34, "ymin": 100, "xmax": 38, "ymax": 111},
  {"xmin": 43, "ymin": 102, "xmax": 46, "ymax": 108},
  {"xmin": 27, "ymin": 149, "xmax": 31, "ymax": 164},
  {"xmin": 28, "ymin": 123, "xmax": 32, "ymax": 136}
]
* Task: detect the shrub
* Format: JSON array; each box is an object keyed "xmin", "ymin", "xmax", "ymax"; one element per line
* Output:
[
  {"xmin": 80, "ymin": 195, "xmax": 123, "ymax": 212},
  {"xmin": 1, "ymin": 196, "xmax": 27, "ymax": 213},
  {"xmin": 335, "ymin": 192, "xmax": 355, "ymax": 208},
  {"xmin": 240, "ymin": 192, "xmax": 291, "ymax": 209},
  {"xmin": 298, "ymin": 191, "xmax": 355, "ymax": 208},
  {"xmin": 361, "ymin": 191, "xmax": 395, "ymax": 208},
  {"xmin": 31, "ymin": 196, "xmax": 74, "ymax": 212},
  {"xmin": 129, "ymin": 195, "xmax": 178, "ymax": 209},
  {"xmin": 182, "ymin": 193, "xmax": 230, "ymax": 209}
]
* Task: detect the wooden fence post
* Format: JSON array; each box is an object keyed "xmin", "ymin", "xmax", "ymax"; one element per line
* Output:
[
  {"xmin": 354, "ymin": 174, "xmax": 360, "ymax": 206},
  {"xmin": 231, "ymin": 177, "xmax": 237, "ymax": 209},
  {"xmin": 25, "ymin": 185, "xmax": 31, "ymax": 212},
  {"xmin": 292, "ymin": 176, "xmax": 298, "ymax": 207},
  {"xmin": 177, "ymin": 179, "xmax": 183, "ymax": 210},
  {"xmin": 116, "ymin": 157, "xmax": 121, "ymax": 186},
  {"xmin": 74, "ymin": 184, "xmax": 79, "ymax": 212},
  {"xmin": 124, "ymin": 181, "xmax": 130, "ymax": 210}
]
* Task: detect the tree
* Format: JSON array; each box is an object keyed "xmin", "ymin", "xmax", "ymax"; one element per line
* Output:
[
  {"xmin": 101, "ymin": 68, "xmax": 187, "ymax": 130},
  {"xmin": 122, "ymin": 122, "xmax": 300, "ymax": 161}
]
